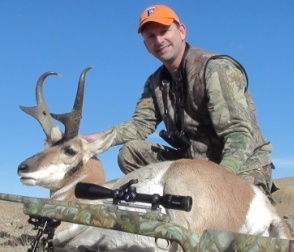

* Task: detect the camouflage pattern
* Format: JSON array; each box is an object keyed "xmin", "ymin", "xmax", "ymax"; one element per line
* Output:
[
  {"xmin": 104, "ymin": 44, "xmax": 272, "ymax": 183},
  {"xmin": 117, "ymin": 141, "xmax": 273, "ymax": 198},
  {"xmin": 237, "ymin": 163, "xmax": 274, "ymax": 202},
  {"xmin": 117, "ymin": 140, "xmax": 189, "ymax": 174},
  {"xmin": 0, "ymin": 193, "xmax": 292, "ymax": 251},
  {"xmin": 205, "ymin": 57, "xmax": 272, "ymax": 173}
]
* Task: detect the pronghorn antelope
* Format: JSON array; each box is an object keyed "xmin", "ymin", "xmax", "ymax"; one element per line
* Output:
[{"xmin": 18, "ymin": 68, "xmax": 291, "ymax": 251}]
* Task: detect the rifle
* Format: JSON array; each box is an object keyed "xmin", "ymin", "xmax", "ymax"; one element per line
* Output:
[
  {"xmin": 0, "ymin": 191, "xmax": 197, "ymax": 251},
  {"xmin": 0, "ymin": 181, "xmax": 292, "ymax": 252}
]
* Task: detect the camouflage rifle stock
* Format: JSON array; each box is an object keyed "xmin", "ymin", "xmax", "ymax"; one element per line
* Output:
[{"xmin": 0, "ymin": 193, "xmax": 292, "ymax": 252}]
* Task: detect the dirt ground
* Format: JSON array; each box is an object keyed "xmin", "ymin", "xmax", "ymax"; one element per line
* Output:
[
  {"xmin": 0, "ymin": 177, "xmax": 293, "ymax": 251},
  {"xmin": 0, "ymin": 201, "xmax": 35, "ymax": 251}
]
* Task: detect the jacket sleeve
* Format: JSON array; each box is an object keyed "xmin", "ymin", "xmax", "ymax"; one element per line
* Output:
[
  {"xmin": 108, "ymin": 77, "xmax": 162, "ymax": 146},
  {"xmin": 205, "ymin": 58, "xmax": 254, "ymax": 172}
]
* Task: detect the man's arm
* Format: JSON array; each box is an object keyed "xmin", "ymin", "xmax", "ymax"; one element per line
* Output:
[
  {"xmin": 82, "ymin": 78, "xmax": 161, "ymax": 149},
  {"xmin": 205, "ymin": 58, "xmax": 254, "ymax": 172}
]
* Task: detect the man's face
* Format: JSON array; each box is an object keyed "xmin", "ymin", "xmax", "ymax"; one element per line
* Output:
[{"xmin": 142, "ymin": 22, "xmax": 186, "ymax": 69}]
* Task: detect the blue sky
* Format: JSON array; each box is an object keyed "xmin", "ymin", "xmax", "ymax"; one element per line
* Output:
[{"xmin": 0, "ymin": 1, "xmax": 293, "ymax": 198}]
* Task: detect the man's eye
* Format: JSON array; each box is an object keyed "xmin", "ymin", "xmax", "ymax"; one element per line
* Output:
[
  {"xmin": 160, "ymin": 29, "xmax": 169, "ymax": 36},
  {"xmin": 148, "ymin": 34, "xmax": 155, "ymax": 39}
]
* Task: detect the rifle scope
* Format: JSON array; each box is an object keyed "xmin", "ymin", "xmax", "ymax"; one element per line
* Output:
[{"xmin": 75, "ymin": 182, "xmax": 192, "ymax": 212}]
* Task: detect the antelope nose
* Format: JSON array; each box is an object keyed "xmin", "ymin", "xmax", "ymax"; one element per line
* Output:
[{"xmin": 17, "ymin": 163, "xmax": 28, "ymax": 173}]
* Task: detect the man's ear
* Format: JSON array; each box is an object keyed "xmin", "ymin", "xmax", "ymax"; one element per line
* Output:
[{"xmin": 179, "ymin": 23, "xmax": 187, "ymax": 41}]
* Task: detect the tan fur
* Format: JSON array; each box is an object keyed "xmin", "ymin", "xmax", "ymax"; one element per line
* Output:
[
  {"xmin": 164, "ymin": 159, "xmax": 253, "ymax": 233},
  {"xmin": 19, "ymin": 151, "xmax": 292, "ymax": 249},
  {"xmin": 59, "ymin": 158, "xmax": 105, "ymax": 202},
  {"xmin": 19, "ymin": 68, "xmax": 292, "ymax": 249},
  {"xmin": 18, "ymin": 136, "xmax": 106, "ymax": 202}
]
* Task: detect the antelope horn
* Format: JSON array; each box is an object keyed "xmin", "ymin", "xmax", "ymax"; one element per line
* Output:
[
  {"xmin": 19, "ymin": 71, "xmax": 60, "ymax": 145},
  {"xmin": 51, "ymin": 67, "xmax": 93, "ymax": 141}
]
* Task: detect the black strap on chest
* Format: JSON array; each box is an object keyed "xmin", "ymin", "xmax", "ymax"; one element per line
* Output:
[
  {"xmin": 159, "ymin": 67, "xmax": 191, "ymax": 150},
  {"xmin": 158, "ymin": 43, "xmax": 191, "ymax": 150},
  {"xmin": 160, "ymin": 78, "xmax": 170, "ymax": 131},
  {"xmin": 160, "ymin": 67, "xmax": 186, "ymax": 132}
]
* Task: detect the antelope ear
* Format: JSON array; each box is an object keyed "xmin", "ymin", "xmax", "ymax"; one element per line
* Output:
[{"xmin": 83, "ymin": 128, "xmax": 116, "ymax": 160}]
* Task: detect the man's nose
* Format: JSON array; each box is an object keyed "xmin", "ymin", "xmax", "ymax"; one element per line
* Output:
[{"xmin": 155, "ymin": 35, "xmax": 164, "ymax": 44}]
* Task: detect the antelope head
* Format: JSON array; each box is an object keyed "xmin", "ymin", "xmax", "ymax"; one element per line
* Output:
[{"xmin": 17, "ymin": 67, "xmax": 114, "ymax": 200}]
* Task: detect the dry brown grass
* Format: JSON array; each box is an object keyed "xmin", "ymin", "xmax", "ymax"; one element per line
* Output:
[
  {"xmin": 272, "ymin": 177, "xmax": 294, "ymax": 237},
  {"xmin": 273, "ymin": 177, "xmax": 294, "ymax": 217},
  {"xmin": 0, "ymin": 177, "xmax": 293, "ymax": 251},
  {"xmin": 0, "ymin": 201, "xmax": 35, "ymax": 251}
]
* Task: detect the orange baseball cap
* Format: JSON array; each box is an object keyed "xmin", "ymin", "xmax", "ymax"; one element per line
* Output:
[{"xmin": 138, "ymin": 5, "xmax": 180, "ymax": 33}]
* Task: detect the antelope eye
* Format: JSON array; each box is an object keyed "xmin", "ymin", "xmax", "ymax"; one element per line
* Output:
[{"xmin": 64, "ymin": 146, "xmax": 77, "ymax": 156}]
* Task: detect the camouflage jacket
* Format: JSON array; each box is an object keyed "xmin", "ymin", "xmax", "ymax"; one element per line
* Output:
[{"xmin": 108, "ymin": 43, "xmax": 272, "ymax": 173}]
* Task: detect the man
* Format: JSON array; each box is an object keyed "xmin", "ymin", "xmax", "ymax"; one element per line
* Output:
[{"xmin": 83, "ymin": 5, "xmax": 273, "ymax": 198}]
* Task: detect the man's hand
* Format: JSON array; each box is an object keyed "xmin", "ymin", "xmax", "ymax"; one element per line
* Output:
[{"xmin": 220, "ymin": 165, "xmax": 235, "ymax": 173}]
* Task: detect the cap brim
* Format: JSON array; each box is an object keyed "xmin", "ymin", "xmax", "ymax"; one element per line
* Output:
[{"xmin": 138, "ymin": 17, "xmax": 174, "ymax": 33}]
